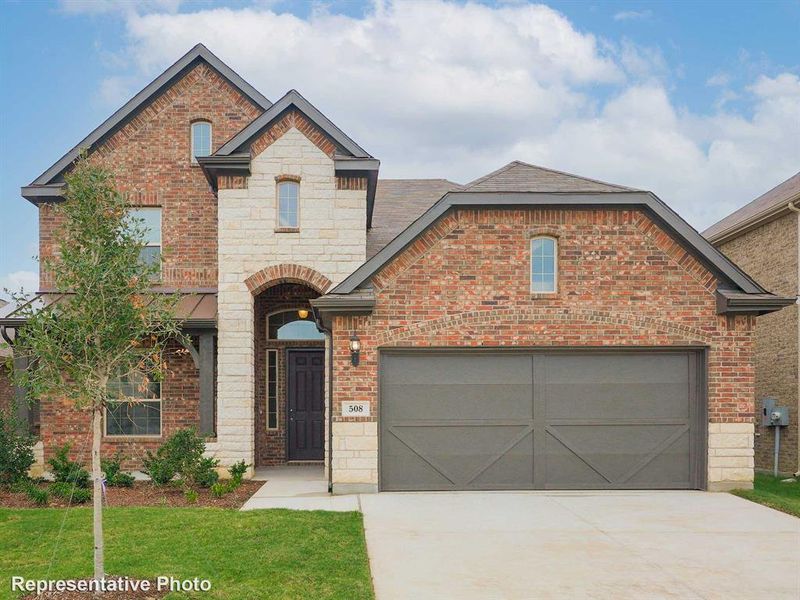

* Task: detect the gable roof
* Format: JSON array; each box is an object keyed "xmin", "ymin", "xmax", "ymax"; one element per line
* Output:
[
  {"xmin": 704, "ymin": 171, "xmax": 800, "ymax": 242},
  {"xmin": 464, "ymin": 161, "xmax": 637, "ymax": 193},
  {"xmin": 214, "ymin": 89, "xmax": 372, "ymax": 159},
  {"xmin": 367, "ymin": 179, "xmax": 462, "ymax": 259},
  {"xmin": 21, "ymin": 44, "xmax": 272, "ymax": 203},
  {"xmin": 330, "ymin": 189, "xmax": 769, "ymax": 297}
]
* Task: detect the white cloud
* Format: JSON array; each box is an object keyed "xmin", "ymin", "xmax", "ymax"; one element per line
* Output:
[
  {"xmin": 90, "ymin": 1, "xmax": 798, "ymax": 230},
  {"xmin": 0, "ymin": 271, "xmax": 38, "ymax": 299},
  {"xmin": 706, "ymin": 71, "xmax": 731, "ymax": 87},
  {"xmin": 613, "ymin": 10, "xmax": 652, "ymax": 22}
]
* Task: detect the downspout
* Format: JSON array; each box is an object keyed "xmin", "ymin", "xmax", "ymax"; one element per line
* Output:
[
  {"xmin": 313, "ymin": 308, "xmax": 335, "ymax": 493},
  {"xmin": 787, "ymin": 200, "xmax": 800, "ymax": 477}
]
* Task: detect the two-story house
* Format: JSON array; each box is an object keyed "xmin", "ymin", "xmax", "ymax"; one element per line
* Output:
[{"xmin": 2, "ymin": 45, "xmax": 793, "ymax": 494}]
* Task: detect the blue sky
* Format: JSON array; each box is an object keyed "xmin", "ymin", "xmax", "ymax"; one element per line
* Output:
[{"xmin": 1, "ymin": 0, "xmax": 799, "ymax": 299}]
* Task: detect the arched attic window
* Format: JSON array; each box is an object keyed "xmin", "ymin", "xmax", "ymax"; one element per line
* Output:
[
  {"xmin": 191, "ymin": 121, "xmax": 212, "ymax": 163},
  {"xmin": 531, "ymin": 236, "xmax": 557, "ymax": 293}
]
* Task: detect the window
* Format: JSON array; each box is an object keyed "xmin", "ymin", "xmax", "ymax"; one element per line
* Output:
[
  {"xmin": 268, "ymin": 310, "xmax": 324, "ymax": 340},
  {"xmin": 191, "ymin": 121, "xmax": 212, "ymax": 162},
  {"xmin": 128, "ymin": 208, "xmax": 162, "ymax": 272},
  {"xmin": 277, "ymin": 181, "xmax": 299, "ymax": 229},
  {"xmin": 105, "ymin": 371, "xmax": 161, "ymax": 436},
  {"xmin": 266, "ymin": 350, "xmax": 278, "ymax": 430},
  {"xmin": 531, "ymin": 236, "xmax": 557, "ymax": 293}
]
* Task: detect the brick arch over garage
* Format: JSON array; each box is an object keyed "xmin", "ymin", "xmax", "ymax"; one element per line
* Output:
[{"xmin": 245, "ymin": 264, "xmax": 333, "ymax": 296}]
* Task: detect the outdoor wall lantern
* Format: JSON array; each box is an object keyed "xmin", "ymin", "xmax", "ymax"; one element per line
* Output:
[
  {"xmin": 349, "ymin": 334, "xmax": 361, "ymax": 366},
  {"xmin": 297, "ymin": 308, "xmax": 309, "ymax": 319}
]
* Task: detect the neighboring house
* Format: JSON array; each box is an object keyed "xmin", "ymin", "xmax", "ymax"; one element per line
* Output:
[
  {"xmin": 705, "ymin": 173, "xmax": 800, "ymax": 476},
  {"xmin": 0, "ymin": 299, "xmax": 13, "ymax": 414},
  {"xmin": 1, "ymin": 44, "xmax": 793, "ymax": 493}
]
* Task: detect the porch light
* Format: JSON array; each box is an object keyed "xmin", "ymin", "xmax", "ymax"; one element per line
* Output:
[
  {"xmin": 349, "ymin": 334, "xmax": 361, "ymax": 367},
  {"xmin": 297, "ymin": 308, "xmax": 309, "ymax": 319}
]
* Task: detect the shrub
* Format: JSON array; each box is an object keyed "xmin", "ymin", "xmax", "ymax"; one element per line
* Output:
[
  {"xmin": 210, "ymin": 482, "xmax": 228, "ymax": 498},
  {"xmin": 191, "ymin": 457, "xmax": 220, "ymax": 489},
  {"xmin": 144, "ymin": 428, "xmax": 217, "ymax": 489},
  {"xmin": 184, "ymin": 489, "xmax": 198, "ymax": 504},
  {"xmin": 0, "ymin": 409, "xmax": 36, "ymax": 487},
  {"xmin": 228, "ymin": 460, "xmax": 249, "ymax": 488},
  {"xmin": 101, "ymin": 451, "xmax": 135, "ymax": 487},
  {"xmin": 50, "ymin": 481, "xmax": 91, "ymax": 504},
  {"xmin": 142, "ymin": 452, "xmax": 175, "ymax": 486},
  {"xmin": 25, "ymin": 484, "xmax": 48, "ymax": 506},
  {"xmin": 48, "ymin": 444, "xmax": 90, "ymax": 488}
]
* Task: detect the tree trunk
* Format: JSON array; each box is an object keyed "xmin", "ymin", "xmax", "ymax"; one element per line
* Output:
[{"xmin": 92, "ymin": 407, "xmax": 104, "ymax": 583}]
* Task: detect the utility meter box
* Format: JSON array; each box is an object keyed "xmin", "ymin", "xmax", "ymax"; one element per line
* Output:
[{"xmin": 761, "ymin": 398, "xmax": 790, "ymax": 427}]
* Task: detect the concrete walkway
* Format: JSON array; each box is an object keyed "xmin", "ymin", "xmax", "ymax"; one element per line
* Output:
[
  {"xmin": 240, "ymin": 466, "xmax": 359, "ymax": 511},
  {"xmin": 360, "ymin": 491, "xmax": 800, "ymax": 600}
]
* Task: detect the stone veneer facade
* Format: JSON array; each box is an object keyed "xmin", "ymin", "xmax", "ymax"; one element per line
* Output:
[
  {"xmin": 717, "ymin": 212, "xmax": 799, "ymax": 475},
  {"xmin": 213, "ymin": 127, "xmax": 367, "ymax": 471},
  {"xmin": 331, "ymin": 208, "xmax": 758, "ymax": 493}
]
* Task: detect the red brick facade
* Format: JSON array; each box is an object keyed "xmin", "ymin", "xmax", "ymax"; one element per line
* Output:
[
  {"xmin": 332, "ymin": 208, "xmax": 755, "ymax": 426},
  {"xmin": 39, "ymin": 63, "xmax": 263, "ymax": 291},
  {"xmin": 40, "ymin": 340, "xmax": 199, "ymax": 471},
  {"xmin": 34, "ymin": 62, "xmax": 263, "ymax": 467}
]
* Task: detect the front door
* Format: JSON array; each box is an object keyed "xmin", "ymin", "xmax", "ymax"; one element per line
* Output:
[{"xmin": 287, "ymin": 349, "xmax": 325, "ymax": 461}]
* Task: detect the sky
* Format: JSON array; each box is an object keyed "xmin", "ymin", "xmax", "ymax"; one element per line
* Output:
[{"xmin": 1, "ymin": 0, "xmax": 799, "ymax": 300}]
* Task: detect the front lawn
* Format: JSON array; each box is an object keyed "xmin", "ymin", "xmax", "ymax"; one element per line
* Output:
[
  {"xmin": 0, "ymin": 507, "xmax": 374, "ymax": 600},
  {"xmin": 731, "ymin": 473, "xmax": 800, "ymax": 518}
]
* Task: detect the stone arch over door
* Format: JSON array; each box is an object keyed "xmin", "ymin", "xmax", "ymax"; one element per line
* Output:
[{"xmin": 245, "ymin": 263, "xmax": 333, "ymax": 296}]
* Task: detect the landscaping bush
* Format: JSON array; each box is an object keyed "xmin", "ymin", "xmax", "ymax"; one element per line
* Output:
[
  {"xmin": 50, "ymin": 481, "xmax": 91, "ymax": 504},
  {"xmin": 0, "ymin": 409, "xmax": 36, "ymax": 487},
  {"xmin": 48, "ymin": 444, "xmax": 90, "ymax": 488},
  {"xmin": 142, "ymin": 452, "xmax": 175, "ymax": 486},
  {"xmin": 101, "ymin": 451, "xmax": 135, "ymax": 487},
  {"xmin": 210, "ymin": 482, "xmax": 228, "ymax": 498},
  {"xmin": 191, "ymin": 457, "xmax": 220, "ymax": 488},
  {"xmin": 184, "ymin": 489, "xmax": 198, "ymax": 504},
  {"xmin": 229, "ymin": 460, "xmax": 249, "ymax": 488},
  {"xmin": 24, "ymin": 484, "xmax": 48, "ymax": 506},
  {"xmin": 143, "ymin": 428, "xmax": 217, "ymax": 489}
]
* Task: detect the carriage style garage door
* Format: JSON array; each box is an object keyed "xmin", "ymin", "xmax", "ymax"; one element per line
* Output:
[{"xmin": 379, "ymin": 350, "xmax": 705, "ymax": 491}]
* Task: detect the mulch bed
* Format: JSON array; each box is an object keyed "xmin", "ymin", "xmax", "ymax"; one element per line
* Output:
[
  {"xmin": 0, "ymin": 480, "xmax": 263, "ymax": 509},
  {"xmin": 21, "ymin": 579, "xmax": 166, "ymax": 600}
]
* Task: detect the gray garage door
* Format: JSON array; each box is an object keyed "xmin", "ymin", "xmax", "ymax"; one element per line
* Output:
[{"xmin": 379, "ymin": 351, "xmax": 705, "ymax": 491}]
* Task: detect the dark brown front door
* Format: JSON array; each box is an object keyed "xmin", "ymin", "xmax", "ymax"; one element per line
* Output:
[{"xmin": 287, "ymin": 349, "xmax": 325, "ymax": 461}]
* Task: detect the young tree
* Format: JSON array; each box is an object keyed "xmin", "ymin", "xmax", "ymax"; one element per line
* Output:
[{"xmin": 10, "ymin": 155, "xmax": 183, "ymax": 582}]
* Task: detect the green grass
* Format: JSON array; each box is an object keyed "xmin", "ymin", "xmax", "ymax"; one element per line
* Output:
[
  {"xmin": 0, "ymin": 508, "xmax": 374, "ymax": 599},
  {"xmin": 731, "ymin": 473, "xmax": 800, "ymax": 518}
]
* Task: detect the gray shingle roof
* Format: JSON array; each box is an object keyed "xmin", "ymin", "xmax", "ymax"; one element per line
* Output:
[
  {"xmin": 367, "ymin": 179, "xmax": 462, "ymax": 258},
  {"xmin": 704, "ymin": 171, "xmax": 800, "ymax": 241},
  {"xmin": 464, "ymin": 161, "xmax": 636, "ymax": 193}
]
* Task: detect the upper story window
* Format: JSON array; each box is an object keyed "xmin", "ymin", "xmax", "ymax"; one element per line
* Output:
[
  {"xmin": 268, "ymin": 309, "xmax": 324, "ymax": 340},
  {"xmin": 277, "ymin": 180, "xmax": 300, "ymax": 229},
  {"xmin": 191, "ymin": 121, "xmax": 212, "ymax": 163},
  {"xmin": 128, "ymin": 207, "xmax": 162, "ymax": 273},
  {"xmin": 531, "ymin": 236, "xmax": 557, "ymax": 293}
]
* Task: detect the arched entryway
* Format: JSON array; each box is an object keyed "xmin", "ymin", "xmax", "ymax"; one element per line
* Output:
[{"xmin": 249, "ymin": 266, "xmax": 332, "ymax": 467}]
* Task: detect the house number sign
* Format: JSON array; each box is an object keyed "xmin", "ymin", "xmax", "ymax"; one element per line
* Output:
[{"xmin": 341, "ymin": 401, "xmax": 371, "ymax": 417}]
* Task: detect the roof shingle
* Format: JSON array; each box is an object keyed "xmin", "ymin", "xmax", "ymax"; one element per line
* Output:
[
  {"xmin": 704, "ymin": 171, "xmax": 800, "ymax": 241},
  {"xmin": 464, "ymin": 161, "xmax": 636, "ymax": 193}
]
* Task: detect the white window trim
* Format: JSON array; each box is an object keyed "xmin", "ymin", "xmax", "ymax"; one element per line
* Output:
[
  {"xmin": 191, "ymin": 120, "xmax": 212, "ymax": 164},
  {"xmin": 276, "ymin": 180, "xmax": 300, "ymax": 230},
  {"xmin": 266, "ymin": 349, "xmax": 279, "ymax": 430},
  {"xmin": 530, "ymin": 236, "xmax": 558, "ymax": 294},
  {"xmin": 104, "ymin": 382, "xmax": 163, "ymax": 439},
  {"xmin": 130, "ymin": 207, "xmax": 162, "ymax": 279}
]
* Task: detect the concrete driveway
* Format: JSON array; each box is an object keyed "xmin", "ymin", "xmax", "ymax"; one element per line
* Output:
[{"xmin": 360, "ymin": 492, "xmax": 800, "ymax": 600}]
